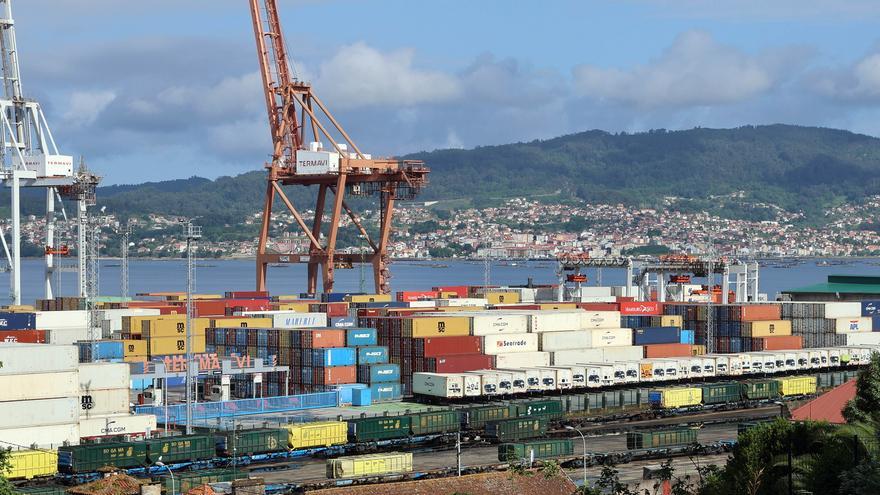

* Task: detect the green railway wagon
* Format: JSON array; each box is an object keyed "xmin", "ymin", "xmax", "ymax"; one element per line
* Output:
[
  {"xmin": 460, "ymin": 404, "xmax": 515, "ymax": 429},
  {"xmin": 701, "ymin": 383, "xmax": 741, "ymax": 405},
  {"xmin": 514, "ymin": 400, "xmax": 564, "ymax": 420},
  {"xmin": 146, "ymin": 434, "xmax": 214, "ymax": 463},
  {"xmin": 626, "ymin": 428, "xmax": 698, "ymax": 450},
  {"xmin": 410, "ymin": 410, "xmax": 459, "ymax": 435},
  {"xmin": 58, "ymin": 442, "xmax": 148, "ymax": 473},
  {"xmin": 348, "ymin": 416, "xmax": 412, "ymax": 442},
  {"xmin": 157, "ymin": 469, "xmax": 247, "ymax": 493},
  {"xmin": 485, "ymin": 418, "xmax": 547, "ymax": 443},
  {"xmin": 16, "ymin": 486, "xmax": 69, "ymax": 495},
  {"xmin": 215, "ymin": 428, "xmax": 288, "ymax": 456},
  {"xmin": 741, "ymin": 380, "xmax": 780, "ymax": 400},
  {"xmin": 497, "ymin": 439, "xmax": 574, "ymax": 462}
]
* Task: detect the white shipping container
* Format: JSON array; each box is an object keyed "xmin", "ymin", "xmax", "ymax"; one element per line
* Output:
[
  {"xmin": 495, "ymin": 369, "xmax": 529, "ymax": 393},
  {"xmin": 407, "ymin": 301, "xmax": 437, "ymax": 308},
  {"xmin": 464, "ymin": 371, "xmax": 500, "ymax": 395},
  {"xmin": 436, "ymin": 298, "xmax": 488, "ymax": 307},
  {"xmin": 0, "ymin": 423, "xmax": 79, "ymax": 449},
  {"xmin": 0, "ymin": 344, "xmax": 77, "ymax": 375},
  {"xmin": 80, "ymin": 388, "xmax": 130, "ymax": 417},
  {"xmin": 525, "ymin": 368, "xmax": 556, "ymax": 390},
  {"xmin": 580, "ymin": 311, "xmax": 622, "ymax": 329},
  {"xmin": 588, "ymin": 328, "xmax": 633, "ymax": 347},
  {"xmin": 580, "ymin": 362, "xmax": 614, "ymax": 386},
  {"xmin": 551, "ymin": 348, "xmax": 606, "ymax": 366},
  {"xmin": 0, "ymin": 371, "xmax": 77, "ymax": 402},
  {"xmin": 539, "ymin": 367, "xmax": 572, "ymax": 389},
  {"xmin": 557, "ymin": 365, "xmax": 586, "ymax": 387},
  {"xmin": 528, "ymin": 312, "xmax": 584, "ymax": 333},
  {"xmin": 470, "ymin": 314, "xmax": 530, "ymax": 335},
  {"xmin": 412, "ymin": 373, "xmax": 464, "ymax": 399},
  {"xmin": 618, "ymin": 361, "xmax": 640, "ymax": 382},
  {"xmin": 845, "ymin": 333, "xmax": 880, "ymax": 346},
  {"xmin": 46, "ymin": 327, "xmax": 90, "ymax": 345},
  {"xmin": 540, "ymin": 331, "xmax": 590, "ymax": 351},
  {"xmin": 482, "ymin": 333, "xmax": 539, "ymax": 354},
  {"xmin": 824, "ymin": 302, "xmax": 862, "ymax": 319},
  {"xmin": 835, "ymin": 317, "xmax": 872, "ymax": 333},
  {"xmin": 79, "ymin": 363, "xmax": 130, "ymax": 391},
  {"xmin": 36, "ymin": 311, "xmax": 89, "ymax": 329},
  {"xmin": 273, "ymin": 312, "xmax": 328, "ymax": 329},
  {"xmin": 484, "ymin": 370, "xmax": 517, "ymax": 394},
  {"xmin": 0, "ymin": 397, "xmax": 78, "ymax": 428},
  {"xmin": 79, "ymin": 414, "xmax": 157, "ymax": 439},
  {"xmin": 577, "ymin": 287, "xmax": 613, "ymax": 297},
  {"xmin": 460, "ymin": 373, "xmax": 482, "ymax": 397},
  {"xmin": 493, "ymin": 351, "xmax": 551, "ymax": 368}
]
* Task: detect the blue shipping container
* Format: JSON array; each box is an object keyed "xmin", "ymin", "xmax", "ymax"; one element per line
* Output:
[
  {"xmin": 356, "ymin": 346, "xmax": 388, "ymax": 365},
  {"xmin": 679, "ymin": 330, "xmax": 695, "ymax": 345},
  {"xmin": 352, "ymin": 387, "xmax": 372, "ymax": 406},
  {"xmin": 0, "ymin": 312, "xmax": 36, "ymax": 330},
  {"xmin": 633, "ymin": 327, "xmax": 681, "ymax": 345},
  {"xmin": 311, "ymin": 347, "xmax": 356, "ymax": 367},
  {"xmin": 873, "ymin": 316, "xmax": 880, "ymax": 332},
  {"xmin": 358, "ymin": 363, "xmax": 400, "ymax": 383},
  {"xmin": 369, "ymin": 382, "xmax": 401, "ymax": 402},
  {"xmin": 346, "ymin": 328, "xmax": 378, "ymax": 346},
  {"xmin": 647, "ymin": 391, "xmax": 662, "ymax": 406},
  {"xmin": 334, "ymin": 383, "xmax": 368, "ymax": 404},
  {"xmin": 323, "ymin": 292, "xmax": 364, "ymax": 303},
  {"xmin": 357, "ymin": 301, "xmax": 408, "ymax": 309},
  {"xmin": 862, "ymin": 301, "xmax": 880, "ymax": 317}
]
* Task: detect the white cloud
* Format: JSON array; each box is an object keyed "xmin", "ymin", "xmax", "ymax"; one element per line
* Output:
[
  {"xmin": 61, "ymin": 90, "xmax": 116, "ymax": 127},
  {"xmin": 572, "ymin": 30, "xmax": 779, "ymax": 108},
  {"xmin": 315, "ymin": 42, "xmax": 461, "ymax": 109},
  {"xmin": 809, "ymin": 51, "xmax": 880, "ymax": 102}
]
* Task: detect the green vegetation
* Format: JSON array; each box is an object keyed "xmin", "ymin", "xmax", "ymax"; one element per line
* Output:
[{"xmin": 0, "ymin": 448, "xmax": 12, "ymax": 495}]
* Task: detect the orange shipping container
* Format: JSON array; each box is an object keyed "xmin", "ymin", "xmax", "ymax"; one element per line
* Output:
[
  {"xmin": 759, "ymin": 335, "xmax": 803, "ymax": 350},
  {"xmin": 644, "ymin": 343, "xmax": 695, "ymax": 358},
  {"xmin": 323, "ymin": 365, "xmax": 356, "ymax": 385},
  {"xmin": 302, "ymin": 329, "xmax": 346, "ymax": 348},
  {"xmin": 740, "ymin": 304, "xmax": 782, "ymax": 321}
]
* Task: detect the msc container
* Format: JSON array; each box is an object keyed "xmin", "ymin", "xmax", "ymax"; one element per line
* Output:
[
  {"xmin": 701, "ymin": 383, "xmax": 741, "ymax": 405},
  {"xmin": 483, "ymin": 333, "xmax": 539, "ymax": 354},
  {"xmin": 4, "ymin": 449, "xmax": 57, "ymax": 479},
  {"xmin": 58, "ymin": 442, "xmax": 148, "ymax": 473},
  {"xmin": 356, "ymin": 346, "xmax": 389, "ymax": 365},
  {"xmin": 648, "ymin": 387, "xmax": 702, "ymax": 408},
  {"xmin": 145, "ymin": 434, "xmax": 214, "ymax": 463},
  {"xmin": 777, "ymin": 376, "xmax": 817, "ymax": 396},
  {"xmin": 633, "ymin": 327, "xmax": 681, "ymax": 345},
  {"xmin": 485, "ymin": 417, "xmax": 547, "ymax": 442},
  {"xmin": 345, "ymin": 328, "xmax": 378, "ymax": 347},
  {"xmin": 0, "ymin": 371, "xmax": 77, "ymax": 402},
  {"xmin": 403, "ymin": 316, "xmax": 471, "ymax": 337},
  {"xmin": 494, "ymin": 351, "xmax": 550, "ymax": 368},
  {"xmin": 79, "ymin": 388, "xmax": 130, "ymax": 417},
  {"xmin": 626, "ymin": 428, "xmax": 698, "ymax": 450},
  {"xmin": 497, "ymin": 439, "xmax": 574, "ymax": 462},
  {"xmin": 348, "ymin": 416, "xmax": 411, "ymax": 442},
  {"xmin": 470, "ymin": 314, "xmax": 530, "ymax": 335},
  {"xmin": 413, "ymin": 372, "xmax": 464, "ymax": 398},
  {"xmin": 357, "ymin": 363, "xmax": 400, "ymax": 383},
  {"xmin": 514, "ymin": 399, "xmax": 564, "ymax": 420},
  {"xmin": 0, "ymin": 344, "xmax": 77, "ymax": 375},
  {"xmin": 410, "ymin": 410, "xmax": 459, "ymax": 435},
  {"xmin": 741, "ymin": 380, "xmax": 780, "ymax": 400},
  {"xmin": 286, "ymin": 421, "xmax": 347, "ymax": 449},
  {"xmin": 326, "ymin": 452, "xmax": 413, "ymax": 479},
  {"xmin": 216, "ymin": 428, "xmax": 287, "ymax": 455},
  {"xmin": 460, "ymin": 404, "xmax": 516, "ymax": 429}
]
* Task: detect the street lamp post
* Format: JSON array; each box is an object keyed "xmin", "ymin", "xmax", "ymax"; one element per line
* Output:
[
  {"xmin": 156, "ymin": 459, "xmax": 174, "ymax": 495},
  {"xmin": 565, "ymin": 425, "xmax": 587, "ymax": 489},
  {"xmin": 104, "ymin": 419, "xmax": 116, "ymax": 436}
]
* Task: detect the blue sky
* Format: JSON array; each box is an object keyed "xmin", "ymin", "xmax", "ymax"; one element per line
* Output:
[{"xmin": 13, "ymin": 0, "xmax": 880, "ymax": 184}]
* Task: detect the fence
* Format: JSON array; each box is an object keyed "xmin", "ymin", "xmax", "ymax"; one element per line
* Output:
[
  {"xmin": 782, "ymin": 433, "xmax": 878, "ymax": 495},
  {"xmin": 134, "ymin": 391, "xmax": 339, "ymax": 424}
]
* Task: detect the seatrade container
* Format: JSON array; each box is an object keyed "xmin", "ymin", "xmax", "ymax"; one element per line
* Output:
[
  {"xmin": 345, "ymin": 328, "xmax": 377, "ymax": 347},
  {"xmin": 777, "ymin": 376, "xmax": 817, "ymax": 396},
  {"xmin": 286, "ymin": 421, "xmax": 347, "ymax": 449},
  {"xmin": 357, "ymin": 363, "xmax": 400, "ymax": 383},
  {"xmin": 835, "ymin": 317, "xmax": 873, "ymax": 333},
  {"xmin": 0, "ymin": 312, "xmax": 36, "ymax": 330},
  {"xmin": 633, "ymin": 327, "xmax": 681, "ymax": 345},
  {"xmin": 326, "ymin": 452, "xmax": 412, "ymax": 479},
  {"xmin": 483, "ymin": 333, "xmax": 539, "ymax": 354},
  {"xmin": 4, "ymin": 449, "xmax": 57, "ymax": 479},
  {"xmin": 619, "ymin": 301, "xmax": 662, "ymax": 316},
  {"xmin": 0, "ymin": 329, "xmax": 47, "ymax": 343},
  {"xmin": 494, "ymin": 351, "xmax": 550, "ymax": 368},
  {"xmin": 415, "ymin": 336, "xmax": 483, "ymax": 357},
  {"xmin": 412, "ymin": 372, "xmax": 464, "ymax": 398},
  {"xmin": 356, "ymin": 346, "xmax": 388, "ymax": 364}
]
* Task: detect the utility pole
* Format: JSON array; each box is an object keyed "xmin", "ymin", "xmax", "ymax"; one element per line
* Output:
[
  {"xmin": 181, "ymin": 219, "xmax": 201, "ymax": 434},
  {"xmin": 120, "ymin": 225, "xmax": 130, "ymax": 300},
  {"xmin": 456, "ymin": 431, "xmax": 462, "ymax": 476},
  {"xmin": 483, "ymin": 236, "xmax": 491, "ymax": 289},
  {"xmin": 706, "ymin": 234, "xmax": 715, "ymax": 354}
]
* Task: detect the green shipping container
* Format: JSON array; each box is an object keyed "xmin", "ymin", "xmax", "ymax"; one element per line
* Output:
[
  {"xmin": 741, "ymin": 380, "xmax": 780, "ymax": 400},
  {"xmin": 215, "ymin": 428, "xmax": 288, "ymax": 456},
  {"xmin": 146, "ymin": 434, "xmax": 214, "ymax": 463},
  {"xmin": 348, "ymin": 416, "xmax": 411, "ymax": 442},
  {"xmin": 58, "ymin": 442, "xmax": 147, "ymax": 473},
  {"xmin": 157, "ymin": 469, "xmax": 247, "ymax": 494},
  {"xmin": 701, "ymin": 383, "xmax": 741, "ymax": 405},
  {"xmin": 460, "ymin": 404, "xmax": 515, "ymax": 429},
  {"xmin": 514, "ymin": 400, "xmax": 564, "ymax": 420},
  {"xmin": 626, "ymin": 428, "xmax": 697, "ymax": 450},
  {"xmin": 485, "ymin": 418, "xmax": 547, "ymax": 443},
  {"xmin": 497, "ymin": 439, "xmax": 574, "ymax": 462},
  {"xmin": 410, "ymin": 410, "xmax": 459, "ymax": 435}
]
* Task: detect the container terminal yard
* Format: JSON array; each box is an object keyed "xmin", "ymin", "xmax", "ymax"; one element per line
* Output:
[{"xmin": 0, "ymin": 1, "xmax": 876, "ymax": 494}]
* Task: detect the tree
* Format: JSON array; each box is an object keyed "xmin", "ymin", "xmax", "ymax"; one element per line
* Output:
[
  {"xmin": 843, "ymin": 353, "xmax": 880, "ymax": 424},
  {"xmin": 0, "ymin": 448, "xmax": 14, "ymax": 495}
]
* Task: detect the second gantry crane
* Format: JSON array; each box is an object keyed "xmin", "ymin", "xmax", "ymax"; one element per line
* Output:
[{"xmin": 248, "ymin": 0, "xmax": 429, "ymax": 295}]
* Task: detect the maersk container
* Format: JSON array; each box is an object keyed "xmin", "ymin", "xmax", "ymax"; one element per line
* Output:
[
  {"xmin": 410, "ymin": 410, "xmax": 459, "ymax": 435},
  {"xmin": 485, "ymin": 418, "xmax": 547, "ymax": 442},
  {"xmin": 0, "ymin": 344, "xmax": 77, "ymax": 375},
  {"xmin": 633, "ymin": 327, "xmax": 681, "ymax": 345},
  {"xmin": 494, "ymin": 351, "xmax": 550, "ymax": 368},
  {"xmin": 58, "ymin": 442, "xmax": 147, "ymax": 473},
  {"xmin": 348, "ymin": 416, "xmax": 411, "ymax": 442},
  {"xmin": 498, "ymin": 439, "xmax": 574, "ymax": 462},
  {"xmin": 483, "ymin": 333, "xmax": 539, "ymax": 354},
  {"xmin": 311, "ymin": 347, "xmax": 356, "ymax": 367},
  {"xmin": 413, "ymin": 372, "xmax": 464, "ymax": 398},
  {"xmin": 216, "ymin": 428, "xmax": 287, "ymax": 455},
  {"xmin": 464, "ymin": 371, "xmax": 500, "ymax": 395},
  {"xmin": 356, "ymin": 346, "xmax": 389, "ymax": 365},
  {"xmin": 345, "ymin": 328, "xmax": 378, "ymax": 347},
  {"xmin": 370, "ymin": 382, "xmax": 402, "ymax": 402},
  {"xmin": 357, "ymin": 363, "xmax": 400, "ymax": 383}
]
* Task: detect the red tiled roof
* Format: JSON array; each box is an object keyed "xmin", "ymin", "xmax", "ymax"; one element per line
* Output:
[
  {"xmin": 310, "ymin": 471, "xmax": 577, "ymax": 495},
  {"xmin": 791, "ymin": 379, "xmax": 857, "ymax": 424},
  {"xmin": 68, "ymin": 473, "xmax": 143, "ymax": 495},
  {"xmin": 186, "ymin": 484, "xmax": 217, "ymax": 495}
]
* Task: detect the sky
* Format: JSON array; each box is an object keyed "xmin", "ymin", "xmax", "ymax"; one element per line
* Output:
[{"xmin": 12, "ymin": 0, "xmax": 880, "ymax": 184}]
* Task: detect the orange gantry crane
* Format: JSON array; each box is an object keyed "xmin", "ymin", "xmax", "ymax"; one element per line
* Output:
[{"xmin": 248, "ymin": 0, "xmax": 429, "ymax": 294}]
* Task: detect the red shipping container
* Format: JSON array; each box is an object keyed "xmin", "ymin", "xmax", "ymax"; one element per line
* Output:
[
  {"xmin": 194, "ymin": 300, "xmax": 227, "ymax": 317},
  {"xmin": 576, "ymin": 303, "xmax": 619, "ymax": 311},
  {"xmin": 397, "ymin": 290, "xmax": 439, "ymax": 302},
  {"xmin": 616, "ymin": 296, "xmax": 635, "ymax": 302},
  {"xmin": 432, "ymin": 285, "xmax": 469, "ymax": 298},
  {"xmin": 358, "ymin": 309, "xmax": 381, "ymax": 318},
  {"xmin": 644, "ymin": 343, "xmax": 693, "ymax": 358},
  {"xmin": 758, "ymin": 335, "xmax": 803, "ymax": 351},
  {"xmin": 620, "ymin": 301, "xmax": 663, "ymax": 316},
  {"xmin": 300, "ymin": 329, "xmax": 346, "ymax": 348},
  {"xmin": 417, "ymin": 336, "xmax": 483, "ymax": 357},
  {"xmin": 738, "ymin": 304, "xmax": 782, "ymax": 321},
  {"xmin": 319, "ymin": 365, "xmax": 356, "ymax": 385},
  {"xmin": 0, "ymin": 329, "xmax": 47, "ymax": 343},
  {"xmin": 492, "ymin": 304, "xmax": 542, "ymax": 310},
  {"xmin": 325, "ymin": 302, "xmax": 349, "ymax": 317},
  {"xmin": 430, "ymin": 353, "xmax": 495, "ymax": 373},
  {"xmin": 225, "ymin": 290, "xmax": 269, "ymax": 299}
]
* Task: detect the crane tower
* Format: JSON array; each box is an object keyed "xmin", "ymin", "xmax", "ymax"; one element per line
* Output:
[{"xmin": 248, "ymin": 0, "xmax": 429, "ymax": 294}]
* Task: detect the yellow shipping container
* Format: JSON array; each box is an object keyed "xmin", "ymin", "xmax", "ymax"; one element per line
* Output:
[
  {"xmin": 326, "ymin": 452, "xmax": 413, "ymax": 479},
  {"xmin": 539, "ymin": 303, "xmax": 576, "ymax": 310},
  {"xmin": 652, "ymin": 315, "xmax": 683, "ymax": 328},
  {"xmin": 654, "ymin": 387, "xmax": 702, "ymax": 408},
  {"xmin": 405, "ymin": 317, "xmax": 471, "ymax": 337},
  {"xmin": 438, "ymin": 291, "xmax": 458, "ymax": 299},
  {"xmin": 123, "ymin": 339, "xmax": 148, "ymax": 362},
  {"xmin": 777, "ymin": 376, "xmax": 817, "ymax": 397},
  {"xmin": 193, "ymin": 294, "xmax": 222, "ymax": 300},
  {"xmin": 347, "ymin": 294, "xmax": 392, "ymax": 303},
  {"xmin": 277, "ymin": 302, "xmax": 311, "ymax": 312},
  {"xmin": 286, "ymin": 421, "xmax": 348, "ymax": 449},
  {"xmin": 208, "ymin": 317, "xmax": 273, "ymax": 329},
  {"xmin": 691, "ymin": 345, "xmax": 706, "ymax": 356},
  {"xmin": 4, "ymin": 449, "xmax": 57, "ymax": 479},
  {"xmin": 482, "ymin": 292, "xmax": 521, "ymax": 305},
  {"xmin": 743, "ymin": 320, "xmax": 792, "ymax": 337},
  {"xmin": 148, "ymin": 334, "xmax": 206, "ymax": 356}
]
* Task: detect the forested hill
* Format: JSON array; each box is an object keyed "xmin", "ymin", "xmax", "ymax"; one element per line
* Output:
[{"xmin": 10, "ymin": 124, "xmax": 880, "ymax": 222}]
